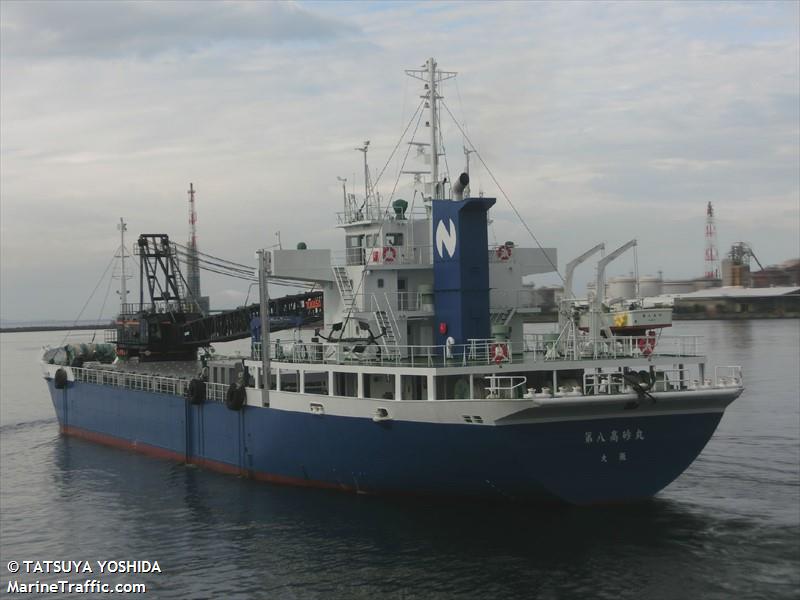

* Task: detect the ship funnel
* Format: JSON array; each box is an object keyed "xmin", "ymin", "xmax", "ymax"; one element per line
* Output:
[{"xmin": 452, "ymin": 172, "xmax": 469, "ymax": 200}]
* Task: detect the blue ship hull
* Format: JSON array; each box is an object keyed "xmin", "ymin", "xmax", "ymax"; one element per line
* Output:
[{"xmin": 47, "ymin": 380, "xmax": 723, "ymax": 505}]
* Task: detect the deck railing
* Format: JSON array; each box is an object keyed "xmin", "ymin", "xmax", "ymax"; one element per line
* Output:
[
  {"xmin": 583, "ymin": 365, "xmax": 743, "ymax": 396},
  {"xmin": 489, "ymin": 289, "xmax": 538, "ymax": 309},
  {"xmin": 252, "ymin": 333, "xmax": 703, "ymax": 368},
  {"xmin": 332, "ymin": 245, "xmax": 433, "ymax": 267},
  {"xmin": 67, "ymin": 366, "xmax": 227, "ymax": 404},
  {"xmin": 252, "ymin": 338, "xmax": 513, "ymax": 368},
  {"xmin": 70, "ymin": 366, "xmax": 190, "ymax": 396},
  {"xmin": 522, "ymin": 334, "xmax": 703, "ymax": 361}
]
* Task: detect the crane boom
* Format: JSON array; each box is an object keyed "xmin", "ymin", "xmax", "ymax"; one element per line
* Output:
[
  {"xmin": 564, "ymin": 243, "xmax": 605, "ymax": 299},
  {"xmin": 591, "ymin": 239, "xmax": 637, "ymax": 341},
  {"xmin": 595, "ymin": 239, "xmax": 637, "ymax": 308}
]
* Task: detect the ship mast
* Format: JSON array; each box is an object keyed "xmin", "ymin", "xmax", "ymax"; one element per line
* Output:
[
  {"xmin": 428, "ymin": 59, "xmax": 440, "ymax": 199},
  {"xmin": 356, "ymin": 141, "xmax": 371, "ymax": 203},
  {"xmin": 406, "ymin": 58, "xmax": 457, "ymax": 202},
  {"xmin": 117, "ymin": 217, "xmax": 129, "ymax": 315}
]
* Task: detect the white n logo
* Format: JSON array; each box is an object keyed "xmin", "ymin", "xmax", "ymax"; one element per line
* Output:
[{"xmin": 436, "ymin": 219, "xmax": 457, "ymax": 259}]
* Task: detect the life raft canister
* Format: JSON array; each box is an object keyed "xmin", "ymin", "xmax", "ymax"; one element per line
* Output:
[
  {"xmin": 490, "ymin": 342, "xmax": 509, "ymax": 365},
  {"xmin": 382, "ymin": 246, "xmax": 397, "ymax": 264}
]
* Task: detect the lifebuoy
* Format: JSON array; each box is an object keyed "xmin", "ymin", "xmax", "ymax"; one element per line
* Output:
[
  {"xmin": 371, "ymin": 249, "xmax": 381, "ymax": 263},
  {"xmin": 490, "ymin": 342, "xmax": 509, "ymax": 365},
  {"xmin": 637, "ymin": 331, "xmax": 657, "ymax": 357},
  {"xmin": 54, "ymin": 368, "xmax": 68, "ymax": 389},
  {"xmin": 225, "ymin": 383, "xmax": 246, "ymax": 411},
  {"xmin": 495, "ymin": 244, "xmax": 512, "ymax": 261},
  {"xmin": 382, "ymin": 246, "xmax": 397, "ymax": 263}
]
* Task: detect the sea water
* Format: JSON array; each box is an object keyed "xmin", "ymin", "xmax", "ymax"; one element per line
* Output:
[{"xmin": 1, "ymin": 321, "xmax": 798, "ymax": 599}]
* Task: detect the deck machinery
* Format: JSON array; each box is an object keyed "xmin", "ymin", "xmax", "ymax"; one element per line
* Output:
[{"xmin": 113, "ymin": 234, "xmax": 323, "ymax": 361}]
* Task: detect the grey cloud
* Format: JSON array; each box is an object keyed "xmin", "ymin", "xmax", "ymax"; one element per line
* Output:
[{"xmin": 0, "ymin": 1, "xmax": 358, "ymax": 59}]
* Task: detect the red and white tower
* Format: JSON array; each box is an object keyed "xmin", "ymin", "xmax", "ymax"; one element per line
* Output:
[{"xmin": 704, "ymin": 201, "xmax": 720, "ymax": 279}]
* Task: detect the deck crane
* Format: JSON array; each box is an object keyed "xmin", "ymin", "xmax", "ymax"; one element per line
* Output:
[
  {"xmin": 591, "ymin": 239, "xmax": 637, "ymax": 341},
  {"xmin": 114, "ymin": 234, "xmax": 323, "ymax": 361},
  {"xmin": 564, "ymin": 243, "xmax": 606, "ymax": 300},
  {"xmin": 560, "ymin": 243, "xmax": 606, "ymax": 332}
]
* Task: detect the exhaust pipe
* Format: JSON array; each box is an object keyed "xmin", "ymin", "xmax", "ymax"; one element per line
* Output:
[{"xmin": 452, "ymin": 172, "xmax": 469, "ymax": 201}]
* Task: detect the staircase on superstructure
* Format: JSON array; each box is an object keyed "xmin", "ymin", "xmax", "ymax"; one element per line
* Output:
[
  {"xmin": 372, "ymin": 295, "xmax": 401, "ymax": 355},
  {"xmin": 332, "ymin": 266, "xmax": 357, "ymax": 313}
]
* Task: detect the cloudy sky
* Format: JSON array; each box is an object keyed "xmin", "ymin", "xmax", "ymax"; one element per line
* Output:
[{"xmin": 1, "ymin": 1, "xmax": 798, "ymax": 322}]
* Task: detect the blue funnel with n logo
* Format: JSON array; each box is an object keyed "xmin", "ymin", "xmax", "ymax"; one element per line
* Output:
[{"xmin": 432, "ymin": 197, "xmax": 496, "ymax": 346}]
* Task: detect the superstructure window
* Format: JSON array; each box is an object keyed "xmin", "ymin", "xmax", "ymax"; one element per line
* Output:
[
  {"xmin": 346, "ymin": 235, "xmax": 363, "ymax": 248},
  {"xmin": 385, "ymin": 233, "xmax": 404, "ymax": 247},
  {"xmin": 304, "ymin": 371, "xmax": 329, "ymax": 396}
]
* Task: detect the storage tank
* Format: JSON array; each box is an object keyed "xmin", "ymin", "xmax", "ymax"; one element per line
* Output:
[
  {"xmin": 693, "ymin": 276, "xmax": 723, "ymax": 290},
  {"xmin": 607, "ymin": 276, "xmax": 636, "ymax": 300},
  {"xmin": 662, "ymin": 279, "xmax": 696, "ymax": 294},
  {"xmin": 639, "ymin": 275, "xmax": 663, "ymax": 298}
]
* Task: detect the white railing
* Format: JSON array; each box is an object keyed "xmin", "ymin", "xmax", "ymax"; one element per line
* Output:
[
  {"xmin": 490, "ymin": 289, "xmax": 538, "ymax": 309},
  {"xmin": 335, "ymin": 205, "xmax": 387, "ymax": 224},
  {"xmin": 68, "ymin": 366, "xmax": 228, "ymax": 404},
  {"xmin": 397, "ymin": 292, "xmax": 419, "ymax": 312},
  {"xmin": 485, "ymin": 375, "xmax": 528, "ymax": 399},
  {"xmin": 206, "ymin": 382, "xmax": 227, "ymax": 403},
  {"xmin": 252, "ymin": 339, "xmax": 515, "ymax": 368},
  {"xmin": 583, "ymin": 365, "xmax": 743, "ymax": 396},
  {"xmin": 70, "ymin": 366, "xmax": 190, "ymax": 396},
  {"xmin": 713, "ymin": 366, "xmax": 744, "ymax": 388},
  {"xmin": 332, "ymin": 245, "xmax": 433, "ymax": 267},
  {"xmin": 522, "ymin": 333, "xmax": 703, "ymax": 361}
]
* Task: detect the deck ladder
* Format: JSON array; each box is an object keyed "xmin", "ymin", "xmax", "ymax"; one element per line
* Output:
[
  {"xmin": 372, "ymin": 294, "xmax": 401, "ymax": 355},
  {"xmin": 332, "ymin": 266, "xmax": 357, "ymax": 312}
]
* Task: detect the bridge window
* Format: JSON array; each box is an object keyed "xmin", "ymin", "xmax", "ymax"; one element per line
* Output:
[{"xmin": 346, "ymin": 235, "xmax": 366, "ymax": 266}]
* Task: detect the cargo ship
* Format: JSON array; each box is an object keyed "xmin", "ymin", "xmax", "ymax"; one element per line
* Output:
[{"xmin": 41, "ymin": 59, "xmax": 743, "ymax": 505}]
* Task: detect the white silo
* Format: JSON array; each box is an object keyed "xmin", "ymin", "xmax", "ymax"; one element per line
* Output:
[
  {"xmin": 639, "ymin": 275, "xmax": 663, "ymax": 298},
  {"xmin": 607, "ymin": 276, "xmax": 636, "ymax": 300}
]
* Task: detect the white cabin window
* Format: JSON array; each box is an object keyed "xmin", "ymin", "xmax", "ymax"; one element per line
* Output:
[
  {"xmin": 346, "ymin": 235, "xmax": 364, "ymax": 248},
  {"xmin": 385, "ymin": 233, "xmax": 404, "ymax": 246},
  {"xmin": 303, "ymin": 371, "xmax": 329, "ymax": 396}
]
